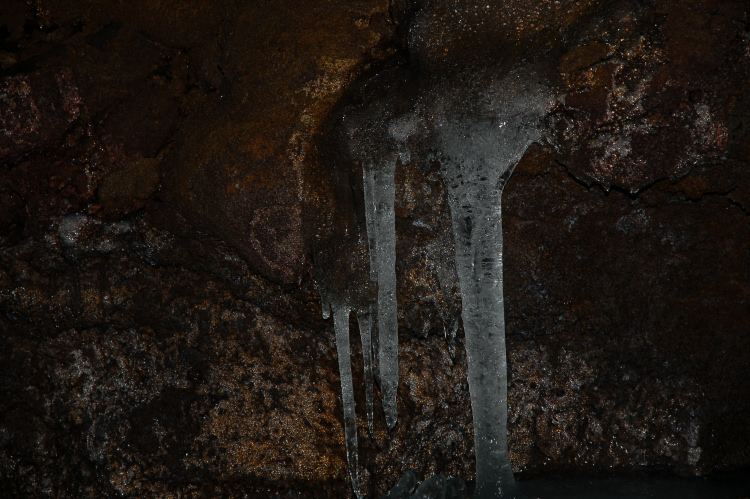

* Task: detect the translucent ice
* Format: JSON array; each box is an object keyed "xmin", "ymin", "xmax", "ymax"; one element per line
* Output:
[
  {"xmin": 434, "ymin": 69, "xmax": 551, "ymax": 499},
  {"xmin": 316, "ymin": 283, "xmax": 377, "ymax": 497},
  {"xmin": 315, "ymin": 23, "xmax": 555, "ymax": 492},
  {"xmin": 362, "ymin": 156, "xmax": 399, "ymax": 429},
  {"xmin": 316, "ymin": 233, "xmax": 374, "ymax": 498},
  {"xmin": 358, "ymin": 310, "xmax": 375, "ymax": 434},
  {"xmin": 337, "ymin": 62, "xmax": 552, "ymax": 498},
  {"xmin": 333, "ymin": 304, "xmax": 364, "ymax": 499}
]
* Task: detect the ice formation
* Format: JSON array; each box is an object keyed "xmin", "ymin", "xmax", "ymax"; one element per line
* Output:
[
  {"xmin": 332, "ymin": 304, "xmax": 363, "ymax": 499},
  {"xmin": 320, "ymin": 297, "xmax": 374, "ymax": 499},
  {"xmin": 362, "ymin": 155, "xmax": 399, "ymax": 430},
  {"xmin": 316, "ymin": 21, "xmax": 554, "ymax": 492},
  {"xmin": 434, "ymin": 69, "xmax": 552, "ymax": 499}
]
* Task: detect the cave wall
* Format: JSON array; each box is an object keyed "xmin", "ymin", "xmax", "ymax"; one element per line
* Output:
[{"xmin": 1, "ymin": 0, "xmax": 749, "ymax": 497}]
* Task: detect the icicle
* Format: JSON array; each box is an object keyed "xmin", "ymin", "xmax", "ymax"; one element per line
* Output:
[
  {"xmin": 362, "ymin": 155, "xmax": 399, "ymax": 429},
  {"xmin": 333, "ymin": 304, "xmax": 363, "ymax": 499},
  {"xmin": 331, "ymin": 61, "xmax": 552, "ymax": 498},
  {"xmin": 362, "ymin": 159, "xmax": 381, "ymax": 386},
  {"xmin": 357, "ymin": 311, "xmax": 375, "ymax": 434},
  {"xmin": 369, "ymin": 301, "xmax": 380, "ymax": 388},
  {"xmin": 446, "ymin": 182, "xmax": 519, "ymax": 499},
  {"xmin": 435, "ymin": 70, "xmax": 551, "ymax": 499}
]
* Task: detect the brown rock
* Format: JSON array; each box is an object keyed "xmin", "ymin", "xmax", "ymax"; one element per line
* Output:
[
  {"xmin": 0, "ymin": 0, "xmax": 749, "ymax": 497},
  {"xmin": 559, "ymin": 41, "xmax": 612, "ymax": 74},
  {"xmin": 0, "ymin": 68, "xmax": 81, "ymax": 164},
  {"xmin": 162, "ymin": 0, "xmax": 394, "ymax": 285},
  {"xmin": 98, "ymin": 158, "xmax": 160, "ymax": 214}
]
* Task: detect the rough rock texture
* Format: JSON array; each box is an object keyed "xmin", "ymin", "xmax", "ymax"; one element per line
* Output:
[
  {"xmin": 1, "ymin": 217, "xmax": 350, "ymax": 497},
  {"xmin": 1, "ymin": 0, "xmax": 749, "ymax": 497}
]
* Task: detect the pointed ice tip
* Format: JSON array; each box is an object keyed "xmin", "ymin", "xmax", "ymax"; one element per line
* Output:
[{"xmin": 386, "ymin": 414, "xmax": 398, "ymax": 430}]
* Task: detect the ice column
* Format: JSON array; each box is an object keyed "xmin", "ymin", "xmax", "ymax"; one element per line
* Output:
[
  {"xmin": 436, "ymin": 71, "xmax": 550, "ymax": 499},
  {"xmin": 362, "ymin": 156, "xmax": 399, "ymax": 429},
  {"xmin": 445, "ymin": 178, "xmax": 520, "ymax": 499}
]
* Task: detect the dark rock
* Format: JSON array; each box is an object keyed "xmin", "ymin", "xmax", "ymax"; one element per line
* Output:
[
  {"xmin": 161, "ymin": 0, "xmax": 395, "ymax": 285},
  {"xmin": 549, "ymin": 0, "xmax": 750, "ymax": 192},
  {"xmin": 382, "ymin": 471, "xmax": 469, "ymax": 499},
  {"xmin": 0, "ymin": 216, "xmax": 346, "ymax": 497},
  {"xmin": 0, "ymin": 68, "xmax": 81, "ymax": 164},
  {"xmin": 98, "ymin": 158, "xmax": 160, "ymax": 215},
  {"xmin": 0, "ymin": 0, "xmax": 749, "ymax": 497}
]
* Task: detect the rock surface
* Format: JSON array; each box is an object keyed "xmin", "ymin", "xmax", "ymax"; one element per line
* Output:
[{"xmin": 1, "ymin": 0, "xmax": 749, "ymax": 497}]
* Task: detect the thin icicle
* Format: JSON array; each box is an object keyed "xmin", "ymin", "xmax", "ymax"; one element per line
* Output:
[
  {"xmin": 369, "ymin": 301, "xmax": 380, "ymax": 389},
  {"xmin": 362, "ymin": 160, "xmax": 381, "ymax": 386},
  {"xmin": 357, "ymin": 311, "xmax": 375, "ymax": 434},
  {"xmin": 333, "ymin": 305, "xmax": 363, "ymax": 499},
  {"xmin": 362, "ymin": 156, "xmax": 399, "ymax": 429}
]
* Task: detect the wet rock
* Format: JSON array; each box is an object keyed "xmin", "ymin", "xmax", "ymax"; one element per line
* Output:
[{"xmin": 549, "ymin": 0, "xmax": 750, "ymax": 192}]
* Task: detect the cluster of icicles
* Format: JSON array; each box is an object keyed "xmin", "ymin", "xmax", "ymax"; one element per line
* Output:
[{"xmin": 319, "ymin": 63, "xmax": 553, "ymax": 498}]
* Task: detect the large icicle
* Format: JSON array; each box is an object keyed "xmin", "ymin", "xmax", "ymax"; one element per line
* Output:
[
  {"xmin": 435, "ymin": 69, "xmax": 551, "ymax": 499},
  {"xmin": 332, "ymin": 304, "xmax": 363, "ymax": 499},
  {"xmin": 446, "ymin": 181, "xmax": 519, "ymax": 499},
  {"xmin": 362, "ymin": 156, "xmax": 399, "ymax": 429}
]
